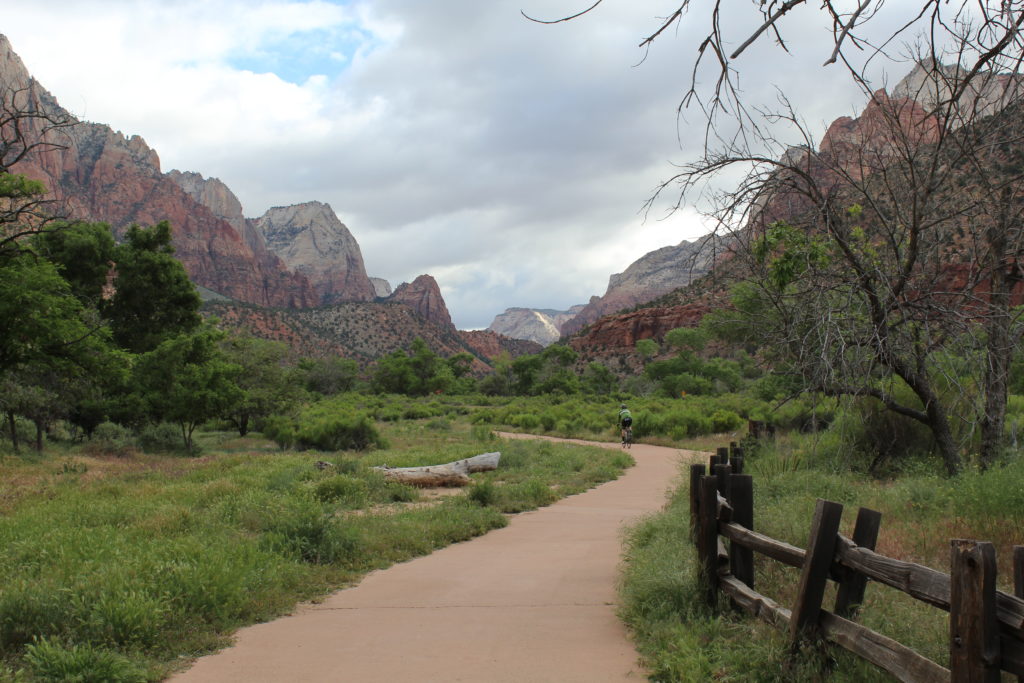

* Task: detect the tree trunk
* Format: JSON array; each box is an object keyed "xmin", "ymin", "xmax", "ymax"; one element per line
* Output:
[
  {"xmin": 926, "ymin": 399, "xmax": 962, "ymax": 476},
  {"xmin": 238, "ymin": 414, "xmax": 249, "ymax": 437},
  {"xmin": 33, "ymin": 419, "xmax": 43, "ymax": 453},
  {"xmin": 979, "ymin": 203, "xmax": 1017, "ymax": 469},
  {"xmin": 7, "ymin": 409, "xmax": 18, "ymax": 453}
]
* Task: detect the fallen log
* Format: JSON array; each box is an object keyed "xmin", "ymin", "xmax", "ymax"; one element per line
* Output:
[
  {"xmin": 449, "ymin": 451, "xmax": 500, "ymax": 473},
  {"xmin": 373, "ymin": 452, "xmax": 501, "ymax": 487}
]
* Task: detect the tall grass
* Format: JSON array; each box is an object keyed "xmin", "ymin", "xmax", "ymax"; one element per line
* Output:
[{"xmin": 0, "ymin": 413, "xmax": 631, "ymax": 681}]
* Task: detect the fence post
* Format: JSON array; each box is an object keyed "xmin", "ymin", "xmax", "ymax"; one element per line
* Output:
[
  {"xmin": 714, "ymin": 463, "xmax": 732, "ymax": 500},
  {"xmin": 1014, "ymin": 545, "xmax": 1023, "ymax": 601},
  {"xmin": 729, "ymin": 473, "xmax": 754, "ymax": 590},
  {"xmin": 834, "ymin": 507, "xmax": 882, "ymax": 619},
  {"xmin": 1016, "ymin": 546, "xmax": 1024, "ymax": 683},
  {"xmin": 698, "ymin": 475, "xmax": 720, "ymax": 609},
  {"xmin": 789, "ymin": 499, "xmax": 844, "ymax": 648},
  {"xmin": 689, "ymin": 464, "xmax": 706, "ymax": 542},
  {"xmin": 950, "ymin": 540, "xmax": 1000, "ymax": 682},
  {"xmin": 716, "ymin": 446, "xmax": 730, "ymax": 465},
  {"xmin": 730, "ymin": 454, "xmax": 744, "ymax": 474}
]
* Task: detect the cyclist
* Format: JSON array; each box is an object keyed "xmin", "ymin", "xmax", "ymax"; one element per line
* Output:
[{"xmin": 618, "ymin": 404, "xmax": 633, "ymax": 446}]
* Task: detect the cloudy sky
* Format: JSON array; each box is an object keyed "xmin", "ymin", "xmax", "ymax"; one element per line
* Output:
[{"xmin": 3, "ymin": 1, "xmax": 911, "ymax": 328}]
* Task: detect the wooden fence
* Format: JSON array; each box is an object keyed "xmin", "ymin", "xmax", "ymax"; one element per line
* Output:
[{"xmin": 690, "ymin": 444, "xmax": 1024, "ymax": 682}]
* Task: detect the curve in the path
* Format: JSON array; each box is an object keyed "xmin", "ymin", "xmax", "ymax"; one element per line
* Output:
[{"xmin": 171, "ymin": 435, "xmax": 697, "ymax": 683}]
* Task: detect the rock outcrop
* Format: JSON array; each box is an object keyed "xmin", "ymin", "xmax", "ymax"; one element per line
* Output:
[
  {"xmin": 459, "ymin": 330, "xmax": 544, "ymax": 360},
  {"xmin": 251, "ymin": 201, "xmax": 376, "ymax": 304},
  {"xmin": 569, "ymin": 303, "xmax": 713, "ymax": 354},
  {"xmin": 370, "ymin": 277, "xmax": 393, "ymax": 298},
  {"xmin": 487, "ymin": 305, "xmax": 585, "ymax": 346},
  {"xmin": 560, "ymin": 235, "xmax": 721, "ymax": 336},
  {"xmin": 387, "ymin": 275, "xmax": 454, "ymax": 329}
]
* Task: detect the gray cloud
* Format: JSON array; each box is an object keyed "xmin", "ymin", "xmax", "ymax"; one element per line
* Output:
[{"xmin": 4, "ymin": 1, "xmax": 924, "ymax": 328}]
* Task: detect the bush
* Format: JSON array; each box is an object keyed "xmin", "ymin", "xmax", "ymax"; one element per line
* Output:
[
  {"xmin": 86, "ymin": 422, "xmax": 134, "ymax": 456},
  {"xmin": 135, "ymin": 422, "xmax": 183, "ymax": 452},
  {"xmin": 297, "ymin": 414, "xmax": 385, "ymax": 451},
  {"xmin": 24, "ymin": 638, "xmax": 147, "ymax": 683},
  {"xmin": 467, "ymin": 480, "xmax": 497, "ymax": 507}
]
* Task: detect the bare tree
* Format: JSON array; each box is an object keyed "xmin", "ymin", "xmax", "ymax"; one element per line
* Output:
[
  {"xmin": 530, "ymin": 2, "xmax": 1024, "ymax": 471},
  {"xmin": 0, "ymin": 82, "xmax": 75, "ymax": 258}
]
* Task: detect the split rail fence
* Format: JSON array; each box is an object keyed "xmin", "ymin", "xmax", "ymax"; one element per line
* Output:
[{"xmin": 690, "ymin": 444, "xmax": 1024, "ymax": 682}]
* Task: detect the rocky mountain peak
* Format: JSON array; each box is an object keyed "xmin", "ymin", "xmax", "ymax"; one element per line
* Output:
[
  {"xmin": 388, "ymin": 274, "xmax": 453, "ymax": 330},
  {"xmin": 370, "ymin": 277, "xmax": 393, "ymax": 298},
  {"xmin": 560, "ymin": 235, "xmax": 721, "ymax": 337},
  {"xmin": 488, "ymin": 306, "xmax": 585, "ymax": 346},
  {"xmin": 252, "ymin": 201, "xmax": 376, "ymax": 304},
  {"xmin": 0, "ymin": 34, "xmax": 32, "ymax": 91}
]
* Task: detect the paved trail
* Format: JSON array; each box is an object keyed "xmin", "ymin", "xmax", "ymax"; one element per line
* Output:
[{"xmin": 172, "ymin": 435, "xmax": 694, "ymax": 683}]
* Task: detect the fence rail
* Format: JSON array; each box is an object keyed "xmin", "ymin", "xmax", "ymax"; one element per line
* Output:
[{"xmin": 690, "ymin": 445, "xmax": 1024, "ymax": 682}]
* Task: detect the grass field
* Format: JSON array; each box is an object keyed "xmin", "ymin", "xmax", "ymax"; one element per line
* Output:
[{"xmin": 0, "ymin": 417, "xmax": 632, "ymax": 682}]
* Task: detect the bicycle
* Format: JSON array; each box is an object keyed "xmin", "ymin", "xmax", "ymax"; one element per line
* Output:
[{"xmin": 621, "ymin": 426, "xmax": 632, "ymax": 449}]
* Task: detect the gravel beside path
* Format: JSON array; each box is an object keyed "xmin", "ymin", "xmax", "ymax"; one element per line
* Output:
[{"xmin": 171, "ymin": 434, "xmax": 695, "ymax": 682}]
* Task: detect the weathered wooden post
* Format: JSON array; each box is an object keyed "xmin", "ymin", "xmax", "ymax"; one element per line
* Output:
[
  {"xmin": 1016, "ymin": 545, "xmax": 1024, "ymax": 683},
  {"xmin": 950, "ymin": 540, "xmax": 1000, "ymax": 682},
  {"xmin": 834, "ymin": 507, "xmax": 882, "ymax": 619},
  {"xmin": 729, "ymin": 454, "xmax": 744, "ymax": 475},
  {"xmin": 716, "ymin": 446, "xmax": 730, "ymax": 465},
  {"xmin": 789, "ymin": 499, "xmax": 844, "ymax": 650},
  {"xmin": 698, "ymin": 475, "xmax": 720, "ymax": 609},
  {"xmin": 728, "ymin": 473, "xmax": 754, "ymax": 590},
  {"xmin": 689, "ymin": 463, "xmax": 706, "ymax": 542},
  {"xmin": 714, "ymin": 463, "xmax": 732, "ymax": 500}
]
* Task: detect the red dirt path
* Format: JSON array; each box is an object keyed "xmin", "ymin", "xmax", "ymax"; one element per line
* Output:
[{"xmin": 171, "ymin": 435, "xmax": 696, "ymax": 682}]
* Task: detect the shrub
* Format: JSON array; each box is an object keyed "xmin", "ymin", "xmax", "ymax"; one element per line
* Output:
[
  {"xmin": 85, "ymin": 422, "xmax": 134, "ymax": 456},
  {"xmin": 467, "ymin": 480, "xmax": 497, "ymax": 507},
  {"xmin": 24, "ymin": 638, "xmax": 147, "ymax": 683},
  {"xmin": 135, "ymin": 422, "xmax": 184, "ymax": 452},
  {"xmin": 259, "ymin": 414, "xmax": 298, "ymax": 450},
  {"xmin": 296, "ymin": 414, "xmax": 385, "ymax": 452}
]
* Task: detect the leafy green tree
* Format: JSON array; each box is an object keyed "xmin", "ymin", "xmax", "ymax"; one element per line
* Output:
[
  {"xmin": 105, "ymin": 221, "xmax": 201, "ymax": 353},
  {"xmin": 132, "ymin": 327, "xmax": 242, "ymax": 452},
  {"xmin": 371, "ymin": 350, "xmax": 416, "ymax": 394},
  {"xmin": 582, "ymin": 362, "xmax": 618, "ymax": 395},
  {"xmin": 534, "ymin": 344, "xmax": 580, "ymax": 395},
  {"xmin": 635, "ymin": 339, "xmax": 659, "ymax": 363},
  {"xmin": 221, "ymin": 336, "xmax": 304, "ymax": 436},
  {"xmin": 664, "ymin": 327, "xmax": 707, "ymax": 353},
  {"xmin": 32, "ymin": 222, "xmax": 115, "ymax": 304},
  {"xmin": 303, "ymin": 356, "xmax": 360, "ymax": 396},
  {"xmin": 479, "ymin": 352, "xmax": 514, "ymax": 396},
  {"xmin": 0, "ymin": 255, "xmax": 94, "ymax": 373},
  {"xmin": 408, "ymin": 338, "xmax": 440, "ymax": 395},
  {"xmin": 510, "ymin": 353, "xmax": 543, "ymax": 395}
]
